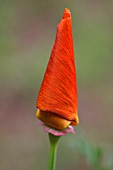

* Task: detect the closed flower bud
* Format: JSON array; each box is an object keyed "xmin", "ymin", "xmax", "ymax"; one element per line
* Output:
[{"xmin": 36, "ymin": 8, "xmax": 79, "ymax": 131}]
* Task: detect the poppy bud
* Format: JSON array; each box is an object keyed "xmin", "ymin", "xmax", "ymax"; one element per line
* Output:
[{"xmin": 36, "ymin": 8, "xmax": 79, "ymax": 130}]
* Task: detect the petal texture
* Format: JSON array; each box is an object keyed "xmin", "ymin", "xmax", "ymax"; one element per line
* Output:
[{"xmin": 36, "ymin": 8, "xmax": 79, "ymax": 125}]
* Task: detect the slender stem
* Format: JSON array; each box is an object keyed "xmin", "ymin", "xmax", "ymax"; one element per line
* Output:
[{"xmin": 48, "ymin": 133, "xmax": 61, "ymax": 170}]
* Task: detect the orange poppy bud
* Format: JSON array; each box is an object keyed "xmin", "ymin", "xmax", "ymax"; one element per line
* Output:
[{"xmin": 36, "ymin": 8, "xmax": 79, "ymax": 131}]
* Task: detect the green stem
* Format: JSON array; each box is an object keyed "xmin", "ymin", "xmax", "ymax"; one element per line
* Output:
[{"xmin": 48, "ymin": 133, "xmax": 61, "ymax": 170}]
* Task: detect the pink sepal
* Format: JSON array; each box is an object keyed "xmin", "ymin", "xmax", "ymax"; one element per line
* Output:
[{"xmin": 39, "ymin": 121, "xmax": 75, "ymax": 136}]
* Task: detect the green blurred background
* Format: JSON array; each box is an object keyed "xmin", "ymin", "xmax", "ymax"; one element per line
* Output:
[{"xmin": 0, "ymin": 0, "xmax": 113, "ymax": 170}]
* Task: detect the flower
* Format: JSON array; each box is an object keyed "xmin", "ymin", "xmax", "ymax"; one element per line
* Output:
[{"xmin": 36, "ymin": 8, "xmax": 79, "ymax": 134}]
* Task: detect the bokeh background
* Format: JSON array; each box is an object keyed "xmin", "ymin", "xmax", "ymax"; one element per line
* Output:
[{"xmin": 0, "ymin": 0, "xmax": 113, "ymax": 170}]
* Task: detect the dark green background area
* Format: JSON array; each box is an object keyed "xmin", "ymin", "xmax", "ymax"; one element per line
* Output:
[{"xmin": 0, "ymin": 1, "xmax": 113, "ymax": 170}]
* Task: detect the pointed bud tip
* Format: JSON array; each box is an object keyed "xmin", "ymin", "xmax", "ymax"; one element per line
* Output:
[{"xmin": 62, "ymin": 8, "xmax": 71, "ymax": 19}]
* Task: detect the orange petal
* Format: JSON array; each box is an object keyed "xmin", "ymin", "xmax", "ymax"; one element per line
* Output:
[
  {"xmin": 36, "ymin": 8, "xmax": 79, "ymax": 127},
  {"xmin": 62, "ymin": 8, "xmax": 71, "ymax": 19},
  {"xmin": 36, "ymin": 109, "xmax": 71, "ymax": 130}
]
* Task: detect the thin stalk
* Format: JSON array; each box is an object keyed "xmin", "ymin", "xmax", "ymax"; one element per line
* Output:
[{"xmin": 48, "ymin": 133, "xmax": 61, "ymax": 170}]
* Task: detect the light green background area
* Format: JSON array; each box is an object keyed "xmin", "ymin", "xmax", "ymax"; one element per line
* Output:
[{"xmin": 0, "ymin": 1, "xmax": 113, "ymax": 170}]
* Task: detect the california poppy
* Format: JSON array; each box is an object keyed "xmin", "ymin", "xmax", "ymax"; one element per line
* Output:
[{"xmin": 36, "ymin": 8, "xmax": 79, "ymax": 132}]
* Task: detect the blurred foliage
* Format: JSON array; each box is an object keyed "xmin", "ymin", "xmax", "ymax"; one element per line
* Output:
[
  {"xmin": 63, "ymin": 133, "xmax": 113, "ymax": 170},
  {"xmin": 75, "ymin": 138, "xmax": 112, "ymax": 170}
]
